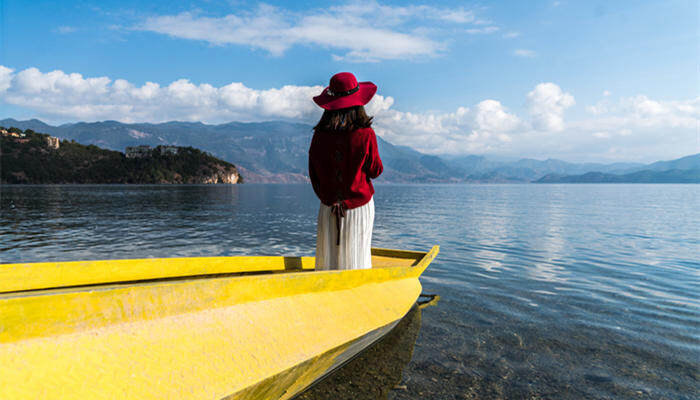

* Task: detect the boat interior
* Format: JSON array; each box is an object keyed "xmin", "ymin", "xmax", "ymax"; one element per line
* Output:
[{"xmin": 0, "ymin": 247, "xmax": 429, "ymax": 295}]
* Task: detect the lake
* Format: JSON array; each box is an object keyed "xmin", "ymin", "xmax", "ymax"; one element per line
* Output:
[{"xmin": 1, "ymin": 184, "xmax": 698, "ymax": 399}]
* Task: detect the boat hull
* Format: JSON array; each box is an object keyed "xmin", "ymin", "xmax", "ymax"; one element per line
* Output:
[
  {"xmin": 230, "ymin": 318, "xmax": 401, "ymax": 400},
  {"xmin": 0, "ymin": 246, "xmax": 438, "ymax": 399}
]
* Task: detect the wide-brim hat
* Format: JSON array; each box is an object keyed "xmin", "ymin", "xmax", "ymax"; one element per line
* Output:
[{"xmin": 313, "ymin": 72, "xmax": 377, "ymax": 110}]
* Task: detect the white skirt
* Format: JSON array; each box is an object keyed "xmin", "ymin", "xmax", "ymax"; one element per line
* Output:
[{"xmin": 315, "ymin": 197, "xmax": 374, "ymax": 270}]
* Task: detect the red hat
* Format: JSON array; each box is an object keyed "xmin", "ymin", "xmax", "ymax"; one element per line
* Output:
[{"xmin": 313, "ymin": 72, "xmax": 377, "ymax": 110}]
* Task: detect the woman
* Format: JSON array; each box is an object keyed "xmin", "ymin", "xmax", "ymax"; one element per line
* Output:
[{"xmin": 309, "ymin": 72, "xmax": 383, "ymax": 270}]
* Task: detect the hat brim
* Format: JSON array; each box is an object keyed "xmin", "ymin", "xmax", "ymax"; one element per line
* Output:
[{"xmin": 313, "ymin": 81, "xmax": 377, "ymax": 110}]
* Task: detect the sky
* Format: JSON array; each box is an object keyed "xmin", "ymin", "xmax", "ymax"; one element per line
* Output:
[{"xmin": 0, "ymin": 0, "xmax": 698, "ymax": 162}]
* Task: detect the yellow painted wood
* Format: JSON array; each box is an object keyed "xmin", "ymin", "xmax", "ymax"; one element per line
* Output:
[
  {"xmin": 0, "ymin": 248, "xmax": 424, "ymax": 293},
  {"xmin": 0, "ymin": 256, "xmax": 315, "ymax": 294},
  {"xmin": 0, "ymin": 245, "xmax": 439, "ymax": 400}
]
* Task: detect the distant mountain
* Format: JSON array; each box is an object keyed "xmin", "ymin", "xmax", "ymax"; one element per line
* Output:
[
  {"xmin": 1, "ymin": 118, "xmax": 696, "ymax": 183},
  {"xmin": 444, "ymin": 155, "xmax": 645, "ymax": 182},
  {"xmin": 536, "ymin": 168, "xmax": 700, "ymax": 183},
  {"xmin": 0, "ymin": 118, "xmax": 55, "ymax": 133},
  {"xmin": 535, "ymin": 154, "xmax": 700, "ymax": 183},
  {"xmin": 619, "ymin": 154, "xmax": 700, "ymax": 173},
  {"xmin": 376, "ymin": 140, "xmax": 467, "ymax": 182}
]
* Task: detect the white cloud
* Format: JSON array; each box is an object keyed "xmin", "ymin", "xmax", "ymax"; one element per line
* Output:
[
  {"xmin": 466, "ymin": 26, "xmax": 500, "ymax": 34},
  {"xmin": 559, "ymin": 95, "xmax": 699, "ymax": 161},
  {"xmin": 438, "ymin": 10, "xmax": 477, "ymax": 24},
  {"xmin": 136, "ymin": 2, "xmax": 491, "ymax": 61},
  {"xmin": 582, "ymin": 95, "xmax": 699, "ymax": 131},
  {"xmin": 619, "ymin": 129, "xmax": 632, "ymax": 136},
  {"xmin": 1, "ymin": 65, "xmax": 697, "ymax": 162},
  {"xmin": 55, "ymin": 26, "xmax": 77, "ymax": 34},
  {"xmin": 586, "ymin": 102, "xmax": 608, "ymax": 115},
  {"xmin": 0, "ymin": 66, "xmax": 403, "ymax": 125},
  {"xmin": 514, "ymin": 49, "xmax": 536, "ymax": 58},
  {"xmin": 527, "ymin": 83, "xmax": 575, "ymax": 131},
  {"xmin": 0, "ymin": 66, "xmax": 327, "ymax": 122},
  {"xmin": 372, "ymin": 99, "xmax": 522, "ymax": 154},
  {"xmin": 0, "ymin": 66, "xmax": 14, "ymax": 93},
  {"xmin": 331, "ymin": 2, "xmax": 478, "ymax": 25},
  {"xmin": 470, "ymin": 100, "xmax": 521, "ymax": 132},
  {"xmin": 503, "ymin": 31, "xmax": 520, "ymax": 39},
  {"xmin": 364, "ymin": 94, "xmax": 394, "ymax": 115}
]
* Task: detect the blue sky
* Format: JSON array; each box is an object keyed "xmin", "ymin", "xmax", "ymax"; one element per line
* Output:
[{"xmin": 0, "ymin": 0, "xmax": 698, "ymax": 162}]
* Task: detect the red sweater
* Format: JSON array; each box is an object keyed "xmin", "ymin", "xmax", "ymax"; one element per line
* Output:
[{"xmin": 309, "ymin": 126, "xmax": 383, "ymax": 209}]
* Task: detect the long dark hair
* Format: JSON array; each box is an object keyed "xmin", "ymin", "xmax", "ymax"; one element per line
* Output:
[{"xmin": 313, "ymin": 106, "xmax": 373, "ymax": 134}]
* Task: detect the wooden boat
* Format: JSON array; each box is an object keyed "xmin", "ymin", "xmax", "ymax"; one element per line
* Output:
[{"xmin": 0, "ymin": 245, "xmax": 438, "ymax": 399}]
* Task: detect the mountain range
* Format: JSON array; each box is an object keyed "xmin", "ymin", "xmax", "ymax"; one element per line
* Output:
[
  {"xmin": 535, "ymin": 167, "xmax": 700, "ymax": 183},
  {"xmin": 2, "ymin": 118, "xmax": 698, "ymax": 183}
]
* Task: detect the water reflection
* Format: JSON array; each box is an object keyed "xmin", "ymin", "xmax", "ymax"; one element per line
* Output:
[{"xmin": 297, "ymin": 304, "xmax": 424, "ymax": 400}]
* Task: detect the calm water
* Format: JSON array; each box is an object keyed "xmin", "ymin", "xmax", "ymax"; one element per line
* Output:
[{"xmin": 1, "ymin": 184, "xmax": 698, "ymax": 399}]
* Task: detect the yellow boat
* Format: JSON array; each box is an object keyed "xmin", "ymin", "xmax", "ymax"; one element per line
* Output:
[{"xmin": 0, "ymin": 245, "xmax": 438, "ymax": 399}]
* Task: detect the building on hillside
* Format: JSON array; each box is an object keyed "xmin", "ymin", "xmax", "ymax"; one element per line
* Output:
[
  {"xmin": 160, "ymin": 145, "xmax": 179, "ymax": 155},
  {"xmin": 125, "ymin": 145, "xmax": 152, "ymax": 158},
  {"xmin": 2, "ymin": 130, "xmax": 21, "ymax": 138},
  {"xmin": 45, "ymin": 136, "xmax": 60, "ymax": 149}
]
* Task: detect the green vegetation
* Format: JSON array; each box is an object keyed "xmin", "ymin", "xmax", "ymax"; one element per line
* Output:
[{"xmin": 1, "ymin": 127, "xmax": 241, "ymax": 184}]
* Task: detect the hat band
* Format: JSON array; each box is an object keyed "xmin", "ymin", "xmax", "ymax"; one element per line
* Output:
[{"xmin": 326, "ymin": 84, "xmax": 360, "ymax": 97}]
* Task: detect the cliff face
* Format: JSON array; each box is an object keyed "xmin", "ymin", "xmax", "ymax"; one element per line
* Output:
[
  {"xmin": 220, "ymin": 170, "xmax": 240, "ymax": 184},
  {"xmin": 200, "ymin": 169, "xmax": 240, "ymax": 184},
  {"xmin": 201, "ymin": 162, "xmax": 240, "ymax": 184},
  {"xmin": 1, "ymin": 129, "xmax": 242, "ymax": 184},
  {"xmin": 173, "ymin": 163, "xmax": 240, "ymax": 184}
]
